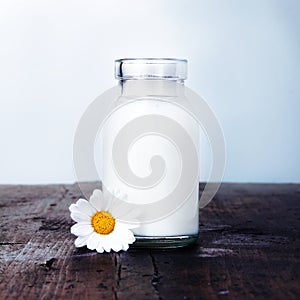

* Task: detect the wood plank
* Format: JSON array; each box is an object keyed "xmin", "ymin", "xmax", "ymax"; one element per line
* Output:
[{"xmin": 0, "ymin": 183, "xmax": 299, "ymax": 299}]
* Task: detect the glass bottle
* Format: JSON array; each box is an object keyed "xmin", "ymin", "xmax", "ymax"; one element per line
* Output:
[{"xmin": 99, "ymin": 58, "xmax": 200, "ymax": 248}]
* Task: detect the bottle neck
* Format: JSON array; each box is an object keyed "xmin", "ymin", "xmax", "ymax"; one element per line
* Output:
[{"xmin": 119, "ymin": 79, "xmax": 185, "ymax": 97}]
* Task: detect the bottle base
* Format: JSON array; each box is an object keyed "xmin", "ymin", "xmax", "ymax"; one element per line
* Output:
[{"xmin": 132, "ymin": 234, "xmax": 198, "ymax": 249}]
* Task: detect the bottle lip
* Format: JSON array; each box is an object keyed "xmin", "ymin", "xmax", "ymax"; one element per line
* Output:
[{"xmin": 115, "ymin": 58, "xmax": 187, "ymax": 80}]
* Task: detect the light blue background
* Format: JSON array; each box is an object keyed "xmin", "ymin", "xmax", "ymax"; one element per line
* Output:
[{"xmin": 0, "ymin": 0, "xmax": 299, "ymax": 183}]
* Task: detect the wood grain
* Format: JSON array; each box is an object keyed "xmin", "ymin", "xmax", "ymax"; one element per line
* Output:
[{"xmin": 0, "ymin": 183, "xmax": 299, "ymax": 299}]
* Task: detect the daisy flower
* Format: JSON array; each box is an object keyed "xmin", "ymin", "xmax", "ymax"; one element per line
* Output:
[{"xmin": 69, "ymin": 189, "xmax": 138, "ymax": 253}]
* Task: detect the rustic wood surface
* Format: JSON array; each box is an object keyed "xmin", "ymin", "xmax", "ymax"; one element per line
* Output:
[{"xmin": 0, "ymin": 183, "xmax": 299, "ymax": 299}]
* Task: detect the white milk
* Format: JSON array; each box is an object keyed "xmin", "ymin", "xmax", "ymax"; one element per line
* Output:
[{"xmin": 98, "ymin": 80, "xmax": 199, "ymax": 237}]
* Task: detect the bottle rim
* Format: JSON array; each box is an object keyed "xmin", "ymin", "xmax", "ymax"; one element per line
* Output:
[{"xmin": 115, "ymin": 58, "xmax": 187, "ymax": 80}]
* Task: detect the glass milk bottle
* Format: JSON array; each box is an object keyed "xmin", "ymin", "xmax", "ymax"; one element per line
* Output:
[{"xmin": 100, "ymin": 58, "xmax": 200, "ymax": 248}]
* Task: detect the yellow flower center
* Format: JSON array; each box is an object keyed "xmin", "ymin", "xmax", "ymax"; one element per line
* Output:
[{"xmin": 91, "ymin": 211, "xmax": 115, "ymax": 235}]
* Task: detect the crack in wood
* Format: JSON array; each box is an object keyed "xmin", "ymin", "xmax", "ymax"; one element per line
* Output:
[
  {"xmin": 112, "ymin": 253, "xmax": 121, "ymax": 300},
  {"xmin": 114, "ymin": 254, "xmax": 122, "ymax": 287},
  {"xmin": 150, "ymin": 251, "xmax": 162, "ymax": 300},
  {"xmin": 0, "ymin": 242, "xmax": 26, "ymax": 245},
  {"xmin": 113, "ymin": 289, "xmax": 118, "ymax": 300}
]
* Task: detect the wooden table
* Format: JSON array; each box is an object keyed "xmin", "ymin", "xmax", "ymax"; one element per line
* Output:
[{"xmin": 0, "ymin": 183, "xmax": 299, "ymax": 299}]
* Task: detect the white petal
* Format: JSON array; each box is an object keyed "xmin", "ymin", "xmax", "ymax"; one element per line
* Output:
[
  {"xmin": 126, "ymin": 234, "xmax": 136, "ymax": 244},
  {"xmin": 121, "ymin": 243, "xmax": 129, "ymax": 251},
  {"xmin": 71, "ymin": 222, "xmax": 93, "ymax": 236},
  {"xmin": 69, "ymin": 203, "xmax": 82, "ymax": 214},
  {"xmin": 95, "ymin": 235, "xmax": 105, "ymax": 253},
  {"xmin": 103, "ymin": 189, "xmax": 119, "ymax": 211},
  {"xmin": 70, "ymin": 212, "xmax": 90, "ymax": 223},
  {"xmin": 122, "ymin": 229, "xmax": 136, "ymax": 243},
  {"xmin": 115, "ymin": 221, "xmax": 138, "ymax": 234},
  {"xmin": 69, "ymin": 202, "xmax": 90, "ymax": 216},
  {"xmin": 101, "ymin": 235, "xmax": 113, "ymax": 252},
  {"xmin": 121, "ymin": 230, "xmax": 135, "ymax": 244},
  {"xmin": 74, "ymin": 235, "xmax": 90, "ymax": 247},
  {"xmin": 110, "ymin": 237, "xmax": 123, "ymax": 252},
  {"xmin": 89, "ymin": 190, "xmax": 109, "ymax": 211},
  {"xmin": 118, "ymin": 221, "xmax": 140, "ymax": 230},
  {"xmin": 76, "ymin": 199, "xmax": 97, "ymax": 216},
  {"xmin": 87, "ymin": 232, "xmax": 101, "ymax": 250},
  {"xmin": 92, "ymin": 189, "xmax": 103, "ymax": 197},
  {"xmin": 96, "ymin": 245, "xmax": 104, "ymax": 253},
  {"xmin": 111, "ymin": 240, "xmax": 123, "ymax": 252},
  {"xmin": 108, "ymin": 225, "xmax": 135, "ymax": 249}
]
